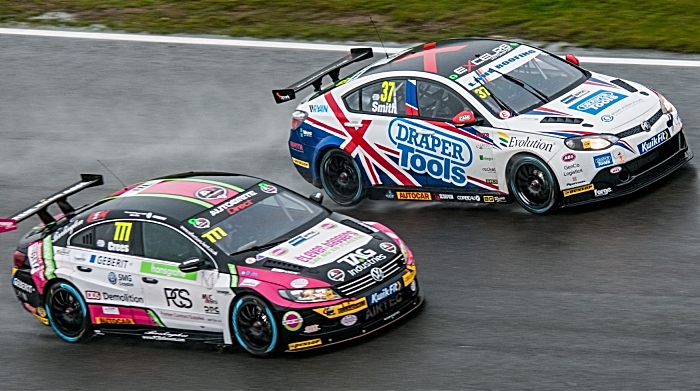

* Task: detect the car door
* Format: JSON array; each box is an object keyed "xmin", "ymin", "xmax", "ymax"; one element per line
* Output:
[
  {"xmin": 342, "ymin": 78, "xmax": 428, "ymax": 189},
  {"xmin": 413, "ymin": 79, "xmax": 497, "ymax": 190},
  {"xmin": 138, "ymin": 221, "xmax": 222, "ymax": 332},
  {"xmin": 67, "ymin": 220, "xmax": 145, "ymax": 325}
]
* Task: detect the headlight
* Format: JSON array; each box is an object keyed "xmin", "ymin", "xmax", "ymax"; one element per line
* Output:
[
  {"xmin": 279, "ymin": 288, "xmax": 341, "ymax": 303},
  {"xmin": 565, "ymin": 134, "xmax": 619, "ymax": 151},
  {"xmin": 659, "ymin": 94, "xmax": 674, "ymax": 114}
]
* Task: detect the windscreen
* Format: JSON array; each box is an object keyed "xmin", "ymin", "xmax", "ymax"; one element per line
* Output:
[
  {"xmin": 205, "ymin": 189, "xmax": 327, "ymax": 255},
  {"xmin": 457, "ymin": 48, "xmax": 587, "ymax": 115}
]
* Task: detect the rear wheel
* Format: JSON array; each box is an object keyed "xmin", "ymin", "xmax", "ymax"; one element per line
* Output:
[
  {"xmin": 320, "ymin": 149, "xmax": 365, "ymax": 206},
  {"xmin": 231, "ymin": 295, "xmax": 279, "ymax": 357},
  {"xmin": 508, "ymin": 155, "xmax": 560, "ymax": 214},
  {"xmin": 45, "ymin": 282, "xmax": 91, "ymax": 342}
]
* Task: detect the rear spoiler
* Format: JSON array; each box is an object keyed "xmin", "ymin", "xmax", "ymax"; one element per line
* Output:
[
  {"xmin": 272, "ymin": 47, "xmax": 374, "ymax": 104},
  {"xmin": 6, "ymin": 174, "xmax": 104, "ymax": 229}
]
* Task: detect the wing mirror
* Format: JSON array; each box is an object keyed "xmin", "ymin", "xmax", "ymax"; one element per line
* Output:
[
  {"xmin": 179, "ymin": 257, "xmax": 207, "ymax": 273},
  {"xmin": 309, "ymin": 192, "xmax": 324, "ymax": 204},
  {"xmin": 452, "ymin": 110, "xmax": 477, "ymax": 127},
  {"xmin": 565, "ymin": 53, "xmax": 580, "ymax": 66}
]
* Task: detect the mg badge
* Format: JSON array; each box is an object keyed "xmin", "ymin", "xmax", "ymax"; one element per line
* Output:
[
  {"xmin": 370, "ymin": 267, "xmax": 384, "ymax": 282},
  {"xmin": 641, "ymin": 121, "xmax": 651, "ymax": 131}
]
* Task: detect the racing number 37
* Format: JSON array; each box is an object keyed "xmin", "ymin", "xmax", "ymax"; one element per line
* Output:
[{"xmin": 381, "ymin": 81, "xmax": 395, "ymax": 102}]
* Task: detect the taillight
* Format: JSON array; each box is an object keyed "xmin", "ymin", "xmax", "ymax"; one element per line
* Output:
[
  {"xmin": 291, "ymin": 110, "xmax": 308, "ymax": 130},
  {"xmin": 13, "ymin": 250, "xmax": 26, "ymax": 269}
]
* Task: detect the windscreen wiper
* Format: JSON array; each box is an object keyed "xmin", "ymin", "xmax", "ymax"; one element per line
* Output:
[
  {"xmin": 229, "ymin": 239, "xmax": 288, "ymax": 257},
  {"xmin": 489, "ymin": 68, "xmax": 550, "ymax": 104},
  {"xmin": 474, "ymin": 77, "xmax": 517, "ymax": 115}
]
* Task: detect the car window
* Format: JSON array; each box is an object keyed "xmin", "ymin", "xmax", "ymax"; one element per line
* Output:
[
  {"xmin": 69, "ymin": 227, "xmax": 94, "ymax": 249},
  {"xmin": 359, "ymin": 79, "xmax": 407, "ymax": 116},
  {"xmin": 417, "ymin": 80, "xmax": 474, "ymax": 121},
  {"xmin": 142, "ymin": 222, "xmax": 204, "ymax": 263},
  {"xmin": 94, "ymin": 221, "xmax": 142, "ymax": 256},
  {"xmin": 344, "ymin": 90, "xmax": 360, "ymax": 111}
]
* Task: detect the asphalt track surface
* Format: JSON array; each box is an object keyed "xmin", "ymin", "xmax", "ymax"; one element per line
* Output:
[{"xmin": 1, "ymin": 33, "xmax": 700, "ymax": 390}]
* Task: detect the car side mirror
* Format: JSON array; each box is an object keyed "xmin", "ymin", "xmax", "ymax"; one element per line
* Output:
[
  {"xmin": 179, "ymin": 257, "xmax": 207, "ymax": 273},
  {"xmin": 565, "ymin": 53, "xmax": 580, "ymax": 66},
  {"xmin": 309, "ymin": 192, "xmax": 324, "ymax": 204},
  {"xmin": 452, "ymin": 110, "xmax": 477, "ymax": 127}
]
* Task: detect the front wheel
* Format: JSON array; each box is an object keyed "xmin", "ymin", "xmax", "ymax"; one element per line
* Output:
[
  {"xmin": 508, "ymin": 155, "xmax": 560, "ymax": 214},
  {"xmin": 320, "ymin": 149, "xmax": 365, "ymax": 206},
  {"xmin": 231, "ymin": 295, "xmax": 279, "ymax": 357},
  {"xmin": 45, "ymin": 282, "xmax": 91, "ymax": 342}
]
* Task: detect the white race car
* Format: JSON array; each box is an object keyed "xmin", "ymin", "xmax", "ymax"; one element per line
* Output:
[{"xmin": 273, "ymin": 39, "xmax": 692, "ymax": 214}]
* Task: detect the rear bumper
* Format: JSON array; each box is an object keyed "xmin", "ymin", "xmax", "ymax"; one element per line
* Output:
[{"xmin": 563, "ymin": 130, "xmax": 692, "ymax": 207}]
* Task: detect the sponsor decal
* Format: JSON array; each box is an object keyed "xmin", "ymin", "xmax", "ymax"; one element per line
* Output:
[
  {"xmin": 449, "ymin": 43, "xmax": 514, "ymax": 80},
  {"xmin": 205, "ymin": 305, "xmax": 219, "ymax": 314},
  {"xmin": 396, "ymin": 191, "xmax": 432, "ymax": 201},
  {"xmin": 102, "ymin": 292, "xmax": 144, "ymax": 304},
  {"xmin": 123, "ymin": 211, "xmax": 166, "ymax": 220},
  {"xmin": 52, "ymin": 219, "xmax": 84, "ymax": 241},
  {"xmin": 239, "ymin": 278, "xmax": 260, "ymax": 287},
  {"xmin": 282, "ymin": 311, "xmax": 303, "ymax": 331},
  {"xmin": 202, "ymin": 227, "xmax": 227, "ymax": 243},
  {"xmin": 188, "ymin": 218, "xmax": 210, "ymax": 229},
  {"xmin": 403, "ymin": 265, "xmax": 417, "ymax": 287},
  {"xmin": 96, "ymin": 317, "xmax": 135, "ymax": 325},
  {"xmin": 258, "ymin": 183, "xmax": 278, "ymax": 194},
  {"xmin": 479, "ymin": 155, "xmax": 494, "ymax": 161},
  {"xmin": 566, "ymin": 180, "xmax": 586, "ymax": 186},
  {"xmin": 292, "ymin": 157, "xmax": 310, "ymax": 169},
  {"xmin": 380, "ymin": 242, "xmax": 397, "ymax": 254},
  {"xmin": 272, "ymin": 248, "xmax": 289, "ymax": 256},
  {"xmin": 12, "ymin": 278, "xmax": 34, "ymax": 293},
  {"xmin": 97, "ymin": 239, "xmax": 105, "ymax": 248},
  {"xmin": 289, "ymin": 230, "xmax": 320, "ymax": 246},
  {"xmin": 111, "ymin": 273, "xmax": 133, "ymax": 287},
  {"xmin": 288, "ymin": 339, "xmax": 322, "ymax": 351},
  {"xmin": 108, "ymin": 272, "xmax": 117, "ymax": 285},
  {"xmin": 107, "ymin": 241, "xmax": 130, "ymax": 253},
  {"xmin": 486, "ymin": 179, "xmax": 498, "ymax": 184},
  {"xmin": 340, "ymin": 314, "xmax": 358, "ymax": 327},
  {"xmin": 90, "ymin": 254, "xmax": 129, "ymax": 269},
  {"xmin": 290, "ymin": 278, "xmax": 309, "ymax": 289},
  {"xmin": 102, "ymin": 306, "xmax": 120, "ymax": 315},
  {"xmin": 482, "ymin": 167, "xmax": 496, "ymax": 173},
  {"xmin": 142, "ymin": 330, "xmax": 188, "ymax": 342},
  {"xmin": 240, "ymin": 270, "xmax": 258, "ymax": 277},
  {"xmin": 327, "ymin": 268, "xmax": 345, "ymax": 282},
  {"xmin": 365, "ymin": 293, "xmax": 403, "ymax": 321},
  {"xmin": 499, "ymin": 110, "xmax": 511, "ymax": 119},
  {"xmin": 593, "ymin": 153, "xmax": 613, "ymax": 168},
  {"xmin": 563, "ymin": 184, "xmax": 594, "ymax": 197},
  {"xmin": 309, "ymin": 104, "xmax": 329, "ymax": 113},
  {"xmin": 87, "ymin": 210, "xmax": 109, "ymax": 223},
  {"xmin": 321, "ymin": 222, "xmax": 337, "ymax": 230},
  {"xmin": 385, "ymin": 190, "xmax": 395, "ymax": 199},
  {"xmin": 141, "ymin": 261, "xmax": 197, "ymax": 280},
  {"xmin": 435, "ymin": 193, "xmax": 454, "ymax": 200},
  {"xmin": 292, "ymin": 231, "xmax": 362, "ymax": 263},
  {"xmin": 226, "ymin": 199, "xmax": 253, "ymax": 215},
  {"xmin": 601, "ymin": 114, "xmax": 614, "ymax": 122},
  {"xmin": 456, "ymin": 195, "xmax": 481, "ymax": 202},
  {"xmin": 289, "ymin": 141, "xmax": 304, "ymax": 152},
  {"xmin": 560, "ymin": 89, "xmax": 589, "ymax": 104},
  {"xmin": 195, "ymin": 186, "xmax": 228, "ymax": 200},
  {"xmin": 337, "ymin": 249, "xmax": 387, "ymax": 277},
  {"xmin": 36, "ymin": 307, "xmax": 47, "ymax": 317},
  {"xmin": 562, "ymin": 153, "xmax": 576, "ymax": 162},
  {"xmin": 461, "ymin": 49, "xmax": 539, "ymax": 88},
  {"xmin": 389, "ymin": 119, "xmax": 471, "ymax": 186},
  {"xmin": 484, "ymin": 196, "xmax": 495, "ymax": 203},
  {"xmin": 563, "ymin": 163, "xmax": 583, "ymax": 178},
  {"xmin": 202, "ymin": 294, "xmax": 218, "ymax": 304},
  {"xmin": 497, "ymin": 132, "xmax": 553, "ymax": 152},
  {"xmin": 637, "ymin": 129, "xmax": 671, "ymax": 154},
  {"xmin": 610, "ymin": 166, "xmax": 622, "ymax": 174},
  {"xmin": 245, "ymin": 257, "xmax": 256, "ymax": 264},
  {"xmin": 494, "ymin": 196, "xmax": 508, "ymax": 203},
  {"xmin": 271, "ymin": 268, "xmax": 299, "ymax": 275},
  {"xmin": 314, "ymin": 297, "xmax": 368, "ymax": 318},
  {"xmin": 209, "ymin": 190, "xmax": 258, "ymax": 217},
  {"xmin": 299, "ymin": 129, "xmax": 312, "ymax": 138},
  {"xmin": 304, "ymin": 324, "xmax": 320, "ymax": 333},
  {"xmin": 164, "ymin": 288, "xmax": 192, "ymax": 308},
  {"xmin": 180, "ymin": 225, "xmax": 219, "ymax": 256},
  {"xmin": 85, "ymin": 291, "xmax": 101, "ymax": 300},
  {"xmin": 369, "ymin": 281, "xmax": 402, "ymax": 306},
  {"xmin": 569, "ymin": 90, "xmax": 628, "ymax": 115},
  {"xmin": 594, "ymin": 187, "xmax": 612, "ymax": 197}
]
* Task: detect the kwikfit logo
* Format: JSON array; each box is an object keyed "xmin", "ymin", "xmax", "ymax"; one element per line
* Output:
[{"xmin": 637, "ymin": 130, "xmax": 670, "ymax": 154}]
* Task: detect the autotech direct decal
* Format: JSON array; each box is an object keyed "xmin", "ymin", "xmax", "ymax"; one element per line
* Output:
[{"xmin": 388, "ymin": 118, "xmax": 471, "ymax": 186}]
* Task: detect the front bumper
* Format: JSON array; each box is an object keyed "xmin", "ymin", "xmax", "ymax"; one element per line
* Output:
[
  {"xmin": 562, "ymin": 130, "xmax": 692, "ymax": 207},
  {"xmin": 282, "ymin": 276, "xmax": 423, "ymax": 352}
]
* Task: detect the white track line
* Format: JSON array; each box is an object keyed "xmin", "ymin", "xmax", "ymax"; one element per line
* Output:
[{"xmin": 2, "ymin": 27, "xmax": 700, "ymax": 67}]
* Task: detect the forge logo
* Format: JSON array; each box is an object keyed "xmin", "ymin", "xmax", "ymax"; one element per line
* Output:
[{"xmin": 388, "ymin": 119, "xmax": 471, "ymax": 186}]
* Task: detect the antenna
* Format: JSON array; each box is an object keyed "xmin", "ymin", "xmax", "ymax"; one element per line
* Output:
[
  {"xmin": 369, "ymin": 16, "xmax": 389, "ymax": 59},
  {"xmin": 97, "ymin": 159, "xmax": 127, "ymax": 189}
]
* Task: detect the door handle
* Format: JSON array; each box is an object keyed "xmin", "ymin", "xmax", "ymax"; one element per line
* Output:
[
  {"xmin": 344, "ymin": 122, "xmax": 362, "ymax": 128},
  {"xmin": 416, "ymin": 129, "xmax": 435, "ymax": 135},
  {"xmin": 76, "ymin": 266, "xmax": 92, "ymax": 272},
  {"xmin": 142, "ymin": 277, "xmax": 159, "ymax": 284}
]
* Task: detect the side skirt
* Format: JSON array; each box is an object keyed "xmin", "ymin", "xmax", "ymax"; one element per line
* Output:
[
  {"xmin": 367, "ymin": 186, "xmax": 511, "ymax": 204},
  {"xmin": 93, "ymin": 326, "xmax": 225, "ymax": 345}
]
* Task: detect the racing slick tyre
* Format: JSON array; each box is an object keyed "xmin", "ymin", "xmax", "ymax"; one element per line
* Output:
[
  {"xmin": 507, "ymin": 154, "xmax": 560, "ymax": 214},
  {"xmin": 45, "ymin": 282, "xmax": 91, "ymax": 342},
  {"xmin": 320, "ymin": 149, "xmax": 366, "ymax": 206},
  {"xmin": 231, "ymin": 295, "xmax": 279, "ymax": 357}
]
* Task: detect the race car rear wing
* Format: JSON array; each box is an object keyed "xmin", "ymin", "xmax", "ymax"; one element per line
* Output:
[
  {"xmin": 6, "ymin": 174, "xmax": 104, "ymax": 228},
  {"xmin": 272, "ymin": 47, "xmax": 373, "ymax": 104}
]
